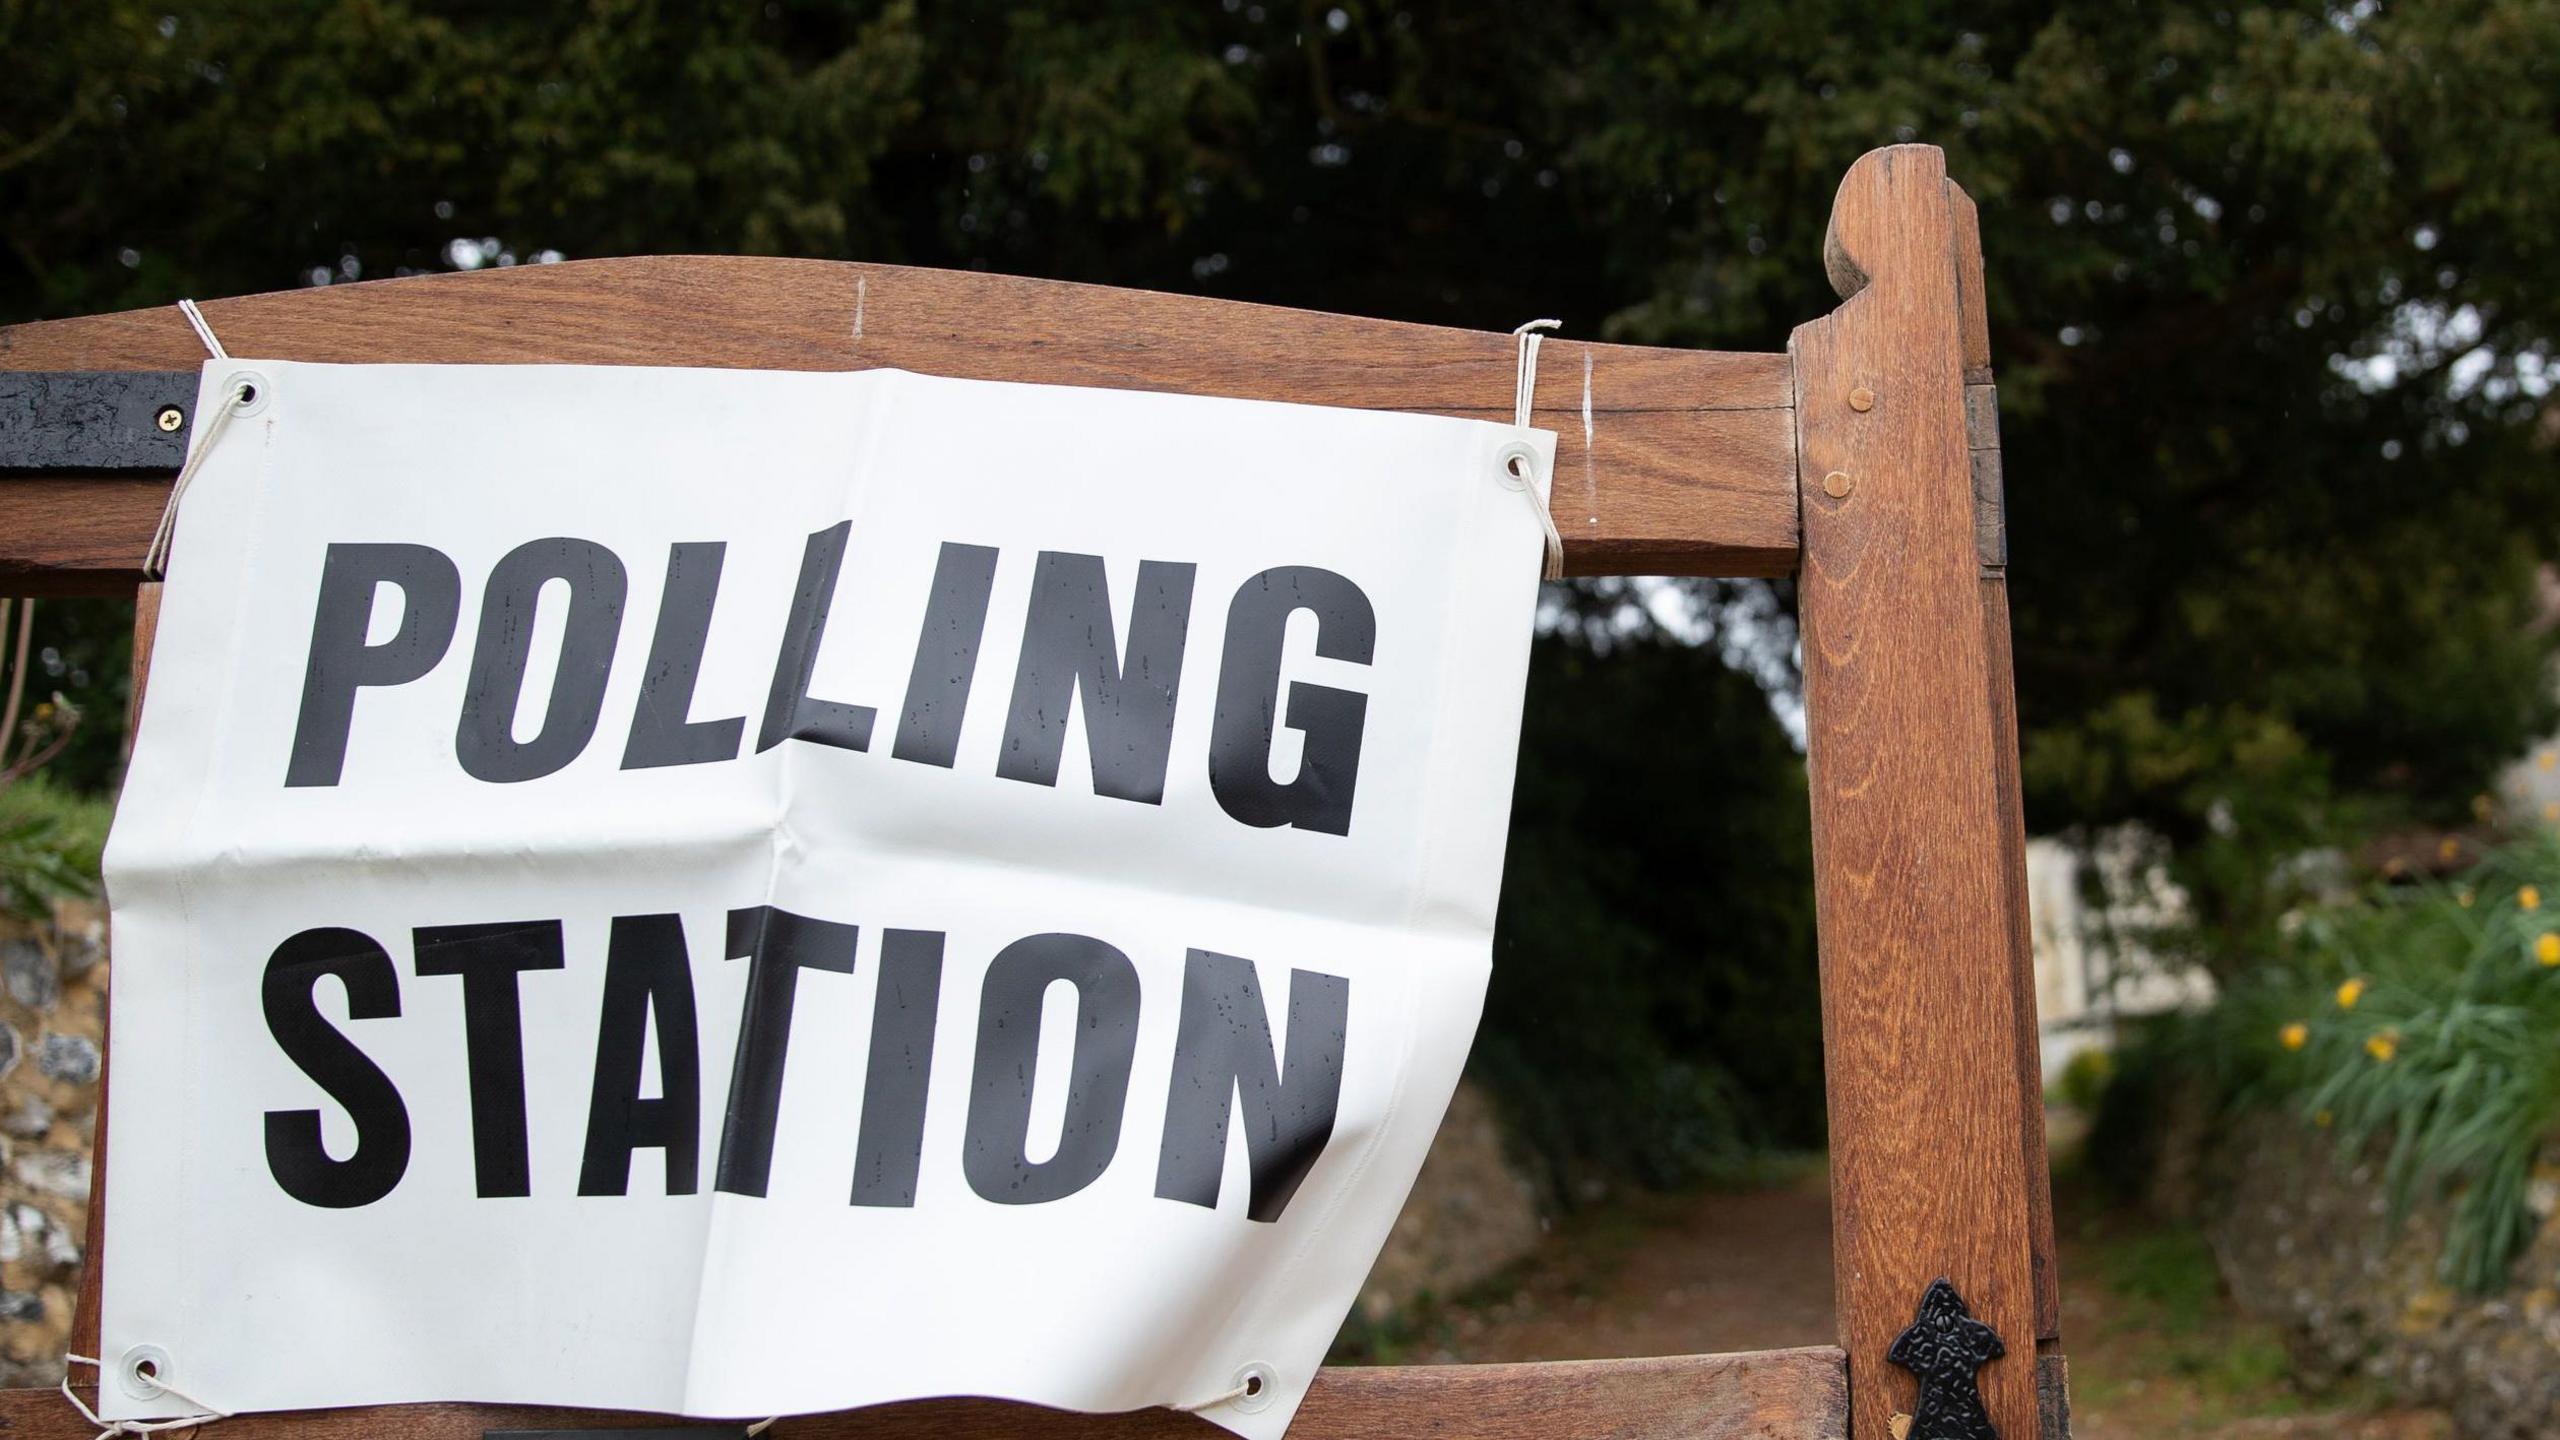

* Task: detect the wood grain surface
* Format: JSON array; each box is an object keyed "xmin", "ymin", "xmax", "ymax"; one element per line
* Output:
[
  {"xmin": 8, "ymin": 1347, "xmax": 1847, "ymax": 1440},
  {"xmin": 1791, "ymin": 146, "xmax": 2047, "ymax": 1440},
  {"xmin": 1948, "ymin": 178, "xmax": 2062, "ymax": 1347},
  {"xmin": 34, "ymin": 149, "xmax": 2072, "ymax": 1439},
  {"xmin": 67, "ymin": 585, "xmax": 154, "ymax": 1367},
  {"xmin": 0, "ymin": 256, "xmax": 1798, "ymax": 592},
  {"xmin": 1983, "ymin": 577, "xmax": 2061, "ymax": 1344}
]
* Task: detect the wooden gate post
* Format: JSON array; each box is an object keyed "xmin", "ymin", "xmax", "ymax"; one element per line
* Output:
[
  {"xmin": 1792, "ymin": 145, "xmax": 2057, "ymax": 1440},
  {"xmin": 4, "ymin": 141, "xmax": 2069, "ymax": 1439}
]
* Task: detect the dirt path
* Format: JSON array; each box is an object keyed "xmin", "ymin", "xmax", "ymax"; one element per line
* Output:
[
  {"xmin": 1386, "ymin": 1160, "xmax": 2448, "ymax": 1440},
  {"xmin": 1412, "ymin": 1167, "xmax": 1837, "ymax": 1364}
]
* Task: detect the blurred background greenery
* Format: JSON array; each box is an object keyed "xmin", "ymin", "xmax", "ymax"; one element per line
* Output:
[{"xmin": 6, "ymin": 1, "xmax": 2560, "ymax": 1338}]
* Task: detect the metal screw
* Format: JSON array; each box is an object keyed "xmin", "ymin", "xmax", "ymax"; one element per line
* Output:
[
  {"xmin": 1822, "ymin": 470, "xmax": 1854, "ymax": 499},
  {"xmin": 155, "ymin": 405, "xmax": 184, "ymax": 433},
  {"xmin": 1848, "ymin": 386, "xmax": 1876, "ymax": 412}
]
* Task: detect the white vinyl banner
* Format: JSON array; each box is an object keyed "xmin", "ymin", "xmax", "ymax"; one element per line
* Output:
[{"xmin": 101, "ymin": 360, "xmax": 1552, "ymax": 1437}]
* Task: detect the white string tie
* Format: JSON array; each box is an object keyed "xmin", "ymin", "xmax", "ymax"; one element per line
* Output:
[
  {"xmin": 142, "ymin": 377, "xmax": 251, "ymax": 581},
  {"xmin": 744, "ymin": 1419, "xmax": 778, "ymax": 1436},
  {"xmin": 175, "ymin": 300, "xmax": 228, "ymax": 361},
  {"xmin": 62, "ymin": 1355, "xmax": 229, "ymax": 1440},
  {"xmin": 1173, "ymin": 1377, "xmax": 1258, "ymax": 1413},
  {"xmin": 1510, "ymin": 318, "xmax": 1565, "ymax": 581},
  {"xmin": 146, "ymin": 299, "xmax": 250, "ymax": 579},
  {"xmin": 1174, "ymin": 1362, "xmax": 1276, "ymax": 1414}
]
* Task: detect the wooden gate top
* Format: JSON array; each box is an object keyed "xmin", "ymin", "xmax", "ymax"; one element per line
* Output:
[
  {"xmin": 0, "ymin": 255, "xmax": 1801, "ymax": 592},
  {"xmin": 0, "ymin": 143, "xmax": 2061, "ymax": 1440}
]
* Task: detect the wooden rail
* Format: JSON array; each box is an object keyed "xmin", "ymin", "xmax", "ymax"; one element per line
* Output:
[
  {"xmin": 4, "ymin": 1349, "xmax": 1849, "ymax": 1440},
  {"xmin": 0, "ymin": 256, "xmax": 1800, "ymax": 593},
  {"xmin": 0, "ymin": 144, "xmax": 2064, "ymax": 1438}
]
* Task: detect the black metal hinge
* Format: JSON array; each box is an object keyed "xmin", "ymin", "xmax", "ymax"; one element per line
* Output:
[
  {"xmin": 1888, "ymin": 1277, "xmax": 2004, "ymax": 1440},
  {"xmin": 0, "ymin": 370, "xmax": 198, "ymax": 471},
  {"xmin": 1966, "ymin": 381, "xmax": 2004, "ymax": 574},
  {"xmin": 2037, "ymin": 1354, "xmax": 2071, "ymax": 1440}
]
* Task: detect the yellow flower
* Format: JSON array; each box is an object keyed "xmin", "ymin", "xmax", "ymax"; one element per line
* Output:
[
  {"xmin": 2544, "ymin": 802, "xmax": 2559, "ymax": 823},
  {"xmin": 2279, "ymin": 1022, "xmax": 2309, "ymax": 1051},
  {"xmin": 2366, "ymin": 1032, "xmax": 2398, "ymax": 1063},
  {"xmin": 2315, "ymin": 1109, "xmax": 2335, "ymax": 1129},
  {"xmin": 2439, "ymin": 837, "xmax": 2462, "ymax": 862},
  {"xmin": 2542, "ymin": 749, "xmax": 2557, "ymax": 772},
  {"xmin": 2336, "ymin": 977, "xmax": 2367, "ymax": 1010},
  {"xmin": 2382, "ymin": 857, "xmax": 2406, "ymax": 878},
  {"xmin": 2475, "ymin": 793, "xmax": 2497, "ymax": 819},
  {"xmin": 2524, "ymin": 886, "xmax": 2543, "ymax": 913},
  {"xmin": 2539, "ymin": 934, "xmax": 2560, "ymax": 967},
  {"xmin": 2459, "ymin": 889, "xmax": 2476, "ymax": 908}
]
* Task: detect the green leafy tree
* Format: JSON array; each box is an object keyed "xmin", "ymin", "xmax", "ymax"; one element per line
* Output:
[
  {"xmin": 1487, "ymin": 594, "xmax": 1822, "ymax": 1189},
  {"xmin": 1558, "ymin": 2, "xmax": 2560, "ymax": 965},
  {"xmin": 9, "ymin": 0, "xmax": 2560, "ymax": 1169}
]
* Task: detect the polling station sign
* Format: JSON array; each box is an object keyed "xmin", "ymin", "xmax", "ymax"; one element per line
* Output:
[{"xmin": 99, "ymin": 361, "xmax": 1551, "ymax": 1437}]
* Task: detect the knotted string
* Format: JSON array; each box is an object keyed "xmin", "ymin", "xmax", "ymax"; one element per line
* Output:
[
  {"xmin": 175, "ymin": 299, "xmax": 228, "ymax": 361},
  {"xmin": 145, "ymin": 300, "xmax": 250, "ymax": 580},
  {"xmin": 142, "ymin": 378, "xmax": 249, "ymax": 580},
  {"xmin": 1510, "ymin": 319, "xmax": 1565, "ymax": 581},
  {"xmin": 1173, "ymin": 1375, "xmax": 1258, "ymax": 1413},
  {"xmin": 62, "ymin": 1355, "xmax": 228, "ymax": 1440}
]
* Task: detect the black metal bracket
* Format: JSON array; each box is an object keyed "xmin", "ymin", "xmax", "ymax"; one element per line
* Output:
[
  {"xmin": 1966, "ymin": 381, "xmax": 2005, "ymax": 574},
  {"xmin": 1888, "ymin": 1276, "xmax": 2004, "ymax": 1440},
  {"xmin": 2037, "ymin": 1354, "xmax": 2070, "ymax": 1440},
  {"xmin": 0, "ymin": 370, "xmax": 198, "ymax": 471}
]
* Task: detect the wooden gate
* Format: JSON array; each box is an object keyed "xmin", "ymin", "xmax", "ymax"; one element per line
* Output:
[{"xmin": 0, "ymin": 143, "xmax": 2064, "ymax": 1440}]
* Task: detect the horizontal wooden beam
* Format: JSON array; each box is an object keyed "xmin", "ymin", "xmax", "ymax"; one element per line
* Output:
[
  {"xmin": 3, "ymin": 1347, "xmax": 1846, "ymax": 1440},
  {"xmin": 0, "ymin": 476, "xmax": 173, "ymax": 595},
  {"xmin": 0, "ymin": 257, "xmax": 1799, "ymax": 593}
]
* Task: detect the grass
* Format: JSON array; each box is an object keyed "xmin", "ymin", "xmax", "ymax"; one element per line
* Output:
[
  {"xmin": 0, "ymin": 774, "xmax": 112, "ymax": 918},
  {"xmin": 2054, "ymin": 1162, "xmax": 2404, "ymax": 1430},
  {"xmin": 2081, "ymin": 1223, "xmax": 2297, "ymax": 1413}
]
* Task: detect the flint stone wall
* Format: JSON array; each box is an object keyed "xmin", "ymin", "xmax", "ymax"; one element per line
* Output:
[
  {"xmin": 0, "ymin": 900, "xmax": 104, "ymax": 1387},
  {"xmin": 2203, "ymin": 1111, "xmax": 2560, "ymax": 1439}
]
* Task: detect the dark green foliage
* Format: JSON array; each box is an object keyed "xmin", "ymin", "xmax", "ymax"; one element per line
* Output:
[
  {"xmin": 17, "ymin": 600, "xmax": 133, "ymax": 796},
  {"xmin": 2050, "ymin": 1044, "xmax": 2112, "ymax": 1115},
  {"xmin": 8, "ymin": 2, "xmax": 2560, "ymax": 1180},
  {"xmin": 2083, "ymin": 1010, "xmax": 2202, "ymax": 1208},
  {"xmin": 9, "ymin": 3, "xmax": 2555, "ymax": 871},
  {"xmin": 1480, "ymin": 613, "xmax": 1820, "ymax": 1195},
  {"xmin": 0, "ymin": 774, "xmax": 110, "ymax": 918}
]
